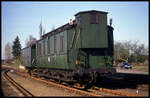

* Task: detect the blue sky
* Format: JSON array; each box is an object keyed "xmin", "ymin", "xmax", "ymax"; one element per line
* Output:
[{"xmin": 2, "ymin": 1, "xmax": 149, "ymax": 59}]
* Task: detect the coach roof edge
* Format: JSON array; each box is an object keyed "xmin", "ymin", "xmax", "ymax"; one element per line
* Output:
[
  {"xmin": 41, "ymin": 20, "xmax": 76, "ymax": 39},
  {"xmin": 74, "ymin": 10, "xmax": 108, "ymax": 16}
]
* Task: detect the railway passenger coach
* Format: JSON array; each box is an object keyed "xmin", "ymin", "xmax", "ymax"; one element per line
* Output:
[{"xmin": 21, "ymin": 10, "xmax": 116, "ymax": 84}]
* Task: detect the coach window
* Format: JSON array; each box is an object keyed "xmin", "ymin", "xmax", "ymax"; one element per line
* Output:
[
  {"xmin": 43, "ymin": 40, "xmax": 45, "ymax": 55},
  {"xmin": 90, "ymin": 13, "xmax": 98, "ymax": 24},
  {"xmin": 60, "ymin": 36, "xmax": 64, "ymax": 52},
  {"xmin": 40, "ymin": 43, "xmax": 42, "ymax": 56},
  {"xmin": 39, "ymin": 43, "xmax": 41, "ymax": 56},
  {"xmin": 47, "ymin": 37, "xmax": 50, "ymax": 54},
  {"xmin": 37, "ymin": 44, "xmax": 39, "ymax": 56},
  {"xmin": 54, "ymin": 37, "xmax": 57, "ymax": 53}
]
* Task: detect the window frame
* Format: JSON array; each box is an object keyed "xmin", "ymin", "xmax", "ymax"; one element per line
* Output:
[
  {"xmin": 39, "ymin": 43, "xmax": 41, "ymax": 56},
  {"xmin": 47, "ymin": 37, "xmax": 50, "ymax": 54},
  {"xmin": 54, "ymin": 37, "xmax": 57, "ymax": 53},
  {"xmin": 43, "ymin": 40, "xmax": 45, "ymax": 55},
  {"xmin": 90, "ymin": 12, "xmax": 98, "ymax": 24},
  {"xmin": 60, "ymin": 35, "xmax": 64, "ymax": 52}
]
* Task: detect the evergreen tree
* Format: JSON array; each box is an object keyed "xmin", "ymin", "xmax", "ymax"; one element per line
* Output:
[{"xmin": 12, "ymin": 36, "xmax": 21, "ymax": 59}]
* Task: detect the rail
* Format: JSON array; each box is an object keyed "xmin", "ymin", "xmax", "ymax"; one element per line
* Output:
[
  {"xmin": 3, "ymin": 70, "xmax": 34, "ymax": 97},
  {"xmin": 91, "ymin": 86, "xmax": 141, "ymax": 97},
  {"xmin": 14, "ymin": 71, "xmax": 101, "ymax": 97}
]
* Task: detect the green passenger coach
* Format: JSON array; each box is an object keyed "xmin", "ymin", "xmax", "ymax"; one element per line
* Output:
[{"xmin": 21, "ymin": 10, "xmax": 116, "ymax": 84}]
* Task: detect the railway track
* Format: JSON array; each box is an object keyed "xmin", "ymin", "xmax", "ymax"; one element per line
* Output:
[
  {"xmin": 13, "ymin": 70, "xmax": 142, "ymax": 96},
  {"xmin": 90, "ymin": 86, "xmax": 141, "ymax": 97},
  {"xmin": 2, "ymin": 66, "xmax": 145, "ymax": 97},
  {"xmin": 71, "ymin": 83, "xmax": 142, "ymax": 97},
  {"xmin": 2, "ymin": 66, "xmax": 101, "ymax": 96},
  {"xmin": 3, "ymin": 69, "xmax": 34, "ymax": 97},
  {"xmin": 13, "ymin": 70, "xmax": 101, "ymax": 96}
]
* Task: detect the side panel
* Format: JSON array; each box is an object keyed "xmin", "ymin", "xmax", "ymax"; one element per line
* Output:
[
  {"xmin": 87, "ymin": 26, "xmax": 114, "ymax": 69},
  {"xmin": 36, "ymin": 30, "xmax": 69, "ymax": 69},
  {"xmin": 67, "ymin": 28, "xmax": 76, "ymax": 69},
  {"xmin": 80, "ymin": 13, "xmax": 108, "ymax": 48},
  {"xmin": 21, "ymin": 47, "xmax": 31, "ymax": 67},
  {"xmin": 89, "ymin": 55, "xmax": 113, "ymax": 69},
  {"xmin": 67, "ymin": 26, "xmax": 81, "ymax": 70},
  {"xmin": 89, "ymin": 55, "xmax": 105, "ymax": 68}
]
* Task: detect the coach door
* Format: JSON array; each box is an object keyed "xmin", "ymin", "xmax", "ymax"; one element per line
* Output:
[{"xmin": 31, "ymin": 44, "xmax": 36, "ymax": 67}]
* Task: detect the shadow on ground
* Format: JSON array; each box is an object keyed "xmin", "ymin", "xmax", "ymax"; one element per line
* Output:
[{"xmin": 95, "ymin": 73, "xmax": 149, "ymax": 89}]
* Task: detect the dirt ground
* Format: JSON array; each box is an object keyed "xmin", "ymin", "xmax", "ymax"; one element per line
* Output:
[
  {"xmin": 111, "ymin": 67, "xmax": 149, "ymax": 96},
  {"xmin": 2, "ymin": 72, "xmax": 87, "ymax": 97}
]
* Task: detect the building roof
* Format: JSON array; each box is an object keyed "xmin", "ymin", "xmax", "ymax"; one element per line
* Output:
[{"xmin": 74, "ymin": 10, "xmax": 108, "ymax": 16}]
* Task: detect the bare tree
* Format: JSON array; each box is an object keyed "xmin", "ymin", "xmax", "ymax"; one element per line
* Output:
[
  {"xmin": 5, "ymin": 42, "xmax": 11, "ymax": 60},
  {"xmin": 43, "ymin": 29, "xmax": 45, "ymax": 35},
  {"xmin": 114, "ymin": 40, "xmax": 148, "ymax": 64},
  {"xmin": 39, "ymin": 21, "xmax": 43, "ymax": 39},
  {"xmin": 51, "ymin": 24, "xmax": 55, "ymax": 31},
  {"xmin": 39, "ymin": 20, "xmax": 46, "ymax": 39},
  {"xmin": 25, "ymin": 35, "xmax": 37, "ymax": 47}
]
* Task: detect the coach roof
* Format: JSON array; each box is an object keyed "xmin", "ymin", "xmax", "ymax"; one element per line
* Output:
[{"xmin": 74, "ymin": 10, "xmax": 108, "ymax": 16}]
